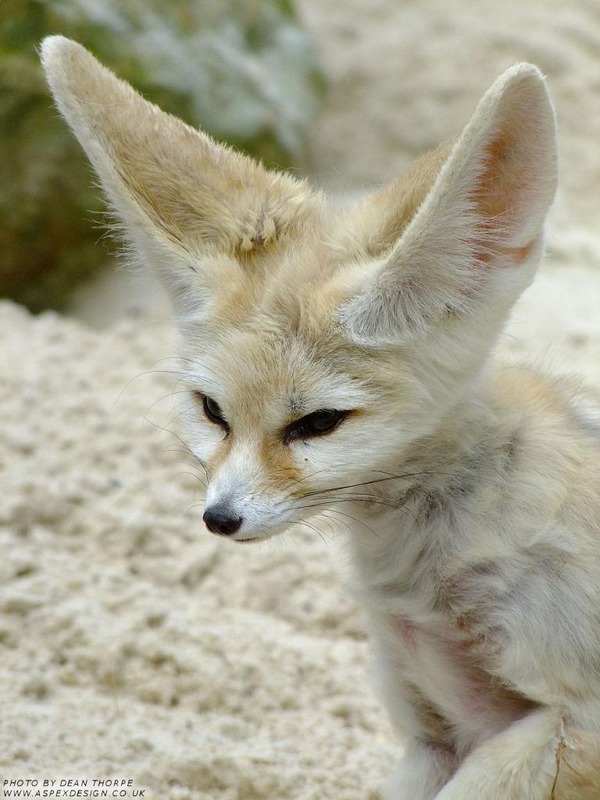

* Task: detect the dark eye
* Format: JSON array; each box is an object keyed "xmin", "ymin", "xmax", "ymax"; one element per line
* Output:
[
  {"xmin": 201, "ymin": 394, "xmax": 229, "ymax": 430},
  {"xmin": 283, "ymin": 409, "xmax": 349, "ymax": 444}
]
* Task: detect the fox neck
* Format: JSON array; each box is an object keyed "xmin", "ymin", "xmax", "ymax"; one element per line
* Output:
[{"xmin": 345, "ymin": 371, "xmax": 516, "ymax": 608}]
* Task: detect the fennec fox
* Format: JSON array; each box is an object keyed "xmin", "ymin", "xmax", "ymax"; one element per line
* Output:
[{"xmin": 42, "ymin": 36, "xmax": 600, "ymax": 799}]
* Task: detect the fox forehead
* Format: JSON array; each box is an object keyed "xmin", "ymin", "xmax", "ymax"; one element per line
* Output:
[
  {"xmin": 196, "ymin": 220, "xmax": 368, "ymax": 323},
  {"xmin": 183, "ymin": 322, "xmax": 376, "ymax": 429},
  {"xmin": 177, "ymin": 228, "xmax": 386, "ymax": 428}
]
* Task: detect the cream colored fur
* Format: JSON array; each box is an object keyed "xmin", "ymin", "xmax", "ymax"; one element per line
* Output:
[{"xmin": 41, "ymin": 36, "xmax": 600, "ymax": 799}]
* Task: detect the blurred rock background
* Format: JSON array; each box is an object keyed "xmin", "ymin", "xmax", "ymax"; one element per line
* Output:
[{"xmin": 0, "ymin": 0, "xmax": 323, "ymax": 313}]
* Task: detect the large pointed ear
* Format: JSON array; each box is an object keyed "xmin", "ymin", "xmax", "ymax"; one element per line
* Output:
[
  {"xmin": 40, "ymin": 36, "xmax": 321, "ymax": 308},
  {"xmin": 339, "ymin": 64, "xmax": 558, "ymax": 345}
]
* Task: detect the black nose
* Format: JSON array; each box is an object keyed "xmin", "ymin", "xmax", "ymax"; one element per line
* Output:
[{"xmin": 203, "ymin": 506, "xmax": 243, "ymax": 536}]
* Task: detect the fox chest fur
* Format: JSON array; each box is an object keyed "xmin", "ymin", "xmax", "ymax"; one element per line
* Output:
[{"xmin": 350, "ymin": 371, "xmax": 600, "ymax": 759}]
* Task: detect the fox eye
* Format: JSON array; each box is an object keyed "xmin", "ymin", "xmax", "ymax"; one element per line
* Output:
[
  {"xmin": 284, "ymin": 409, "xmax": 349, "ymax": 444},
  {"xmin": 200, "ymin": 394, "xmax": 229, "ymax": 430}
]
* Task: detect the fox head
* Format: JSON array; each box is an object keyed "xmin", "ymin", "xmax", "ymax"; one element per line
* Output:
[{"xmin": 42, "ymin": 37, "xmax": 557, "ymax": 543}]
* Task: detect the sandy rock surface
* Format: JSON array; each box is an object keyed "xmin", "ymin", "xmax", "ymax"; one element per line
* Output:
[{"xmin": 4, "ymin": 1, "xmax": 600, "ymax": 798}]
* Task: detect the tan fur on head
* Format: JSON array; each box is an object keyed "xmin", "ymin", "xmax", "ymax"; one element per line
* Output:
[{"xmin": 42, "ymin": 38, "xmax": 600, "ymax": 799}]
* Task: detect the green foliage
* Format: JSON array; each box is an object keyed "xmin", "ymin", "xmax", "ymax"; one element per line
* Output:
[{"xmin": 0, "ymin": 0, "xmax": 323, "ymax": 311}]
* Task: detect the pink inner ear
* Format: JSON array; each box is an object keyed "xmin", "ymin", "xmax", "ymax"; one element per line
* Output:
[{"xmin": 472, "ymin": 129, "xmax": 539, "ymax": 267}]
